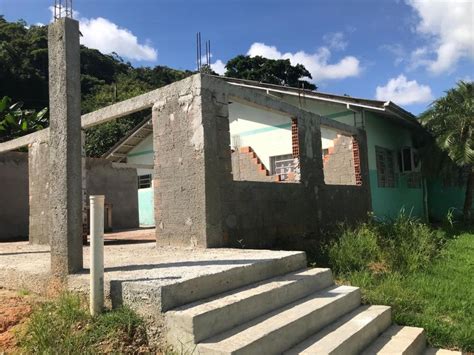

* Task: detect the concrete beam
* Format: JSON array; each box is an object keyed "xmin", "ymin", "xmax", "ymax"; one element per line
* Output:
[
  {"xmin": 319, "ymin": 116, "xmax": 359, "ymax": 135},
  {"xmin": 0, "ymin": 129, "xmax": 49, "ymax": 154},
  {"xmin": 111, "ymin": 162, "xmax": 153, "ymax": 170},
  {"xmin": 81, "ymin": 90, "xmax": 165, "ymax": 129},
  {"xmin": 48, "ymin": 18, "xmax": 83, "ymax": 275},
  {"xmin": 226, "ymin": 83, "xmax": 314, "ymax": 119}
]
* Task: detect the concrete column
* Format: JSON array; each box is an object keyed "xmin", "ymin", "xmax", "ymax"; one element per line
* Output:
[
  {"xmin": 28, "ymin": 141, "xmax": 50, "ymax": 245},
  {"xmin": 48, "ymin": 18, "xmax": 83, "ymax": 275},
  {"xmin": 152, "ymin": 75, "xmax": 228, "ymax": 248}
]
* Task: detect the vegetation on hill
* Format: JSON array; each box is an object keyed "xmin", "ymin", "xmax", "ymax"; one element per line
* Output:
[
  {"xmin": 0, "ymin": 16, "xmax": 318, "ymax": 157},
  {"xmin": 0, "ymin": 16, "xmax": 193, "ymax": 156}
]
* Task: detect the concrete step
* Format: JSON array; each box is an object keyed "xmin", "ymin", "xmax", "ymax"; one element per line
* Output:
[
  {"xmin": 362, "ymin": 325, "xmax": 426, "ymax": 355},
  {"xmin": 425, "ymin": 348, "xmax": 463, "ymax": 355},
  {"xmin": 196, "ymin": 285, "xmax": 361, "ymax": 355},
  {"xmin": 284, "ymin": 305, "xmax": 392, "ymax": 355},
  {"xmin": 159, "ymin": 251, "xmax": 307, "ymax": 311},
  {"xmin": 166, "ymin": 268, "xmax": 334, "ymax": 345}
]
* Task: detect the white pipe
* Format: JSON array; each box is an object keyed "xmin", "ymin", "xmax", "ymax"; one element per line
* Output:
[{"xmin": 90, "ymin": 195, "xmax": 105, "ymax": 316}]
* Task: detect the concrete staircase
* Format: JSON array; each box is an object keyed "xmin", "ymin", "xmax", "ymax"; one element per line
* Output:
[{"xmin": 165, "ymin": 255, "xmax": 462, "ymax": 355}]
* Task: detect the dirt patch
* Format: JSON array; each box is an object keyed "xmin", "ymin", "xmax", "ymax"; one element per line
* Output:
[{"xmin": 0, "ymin": 289, "xmax": 39, "ymax": 352}]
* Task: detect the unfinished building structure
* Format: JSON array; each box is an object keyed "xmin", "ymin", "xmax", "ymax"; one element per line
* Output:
[{"xmin": 0, "ymin": 17, "xmax": 370, "ymax": 275}]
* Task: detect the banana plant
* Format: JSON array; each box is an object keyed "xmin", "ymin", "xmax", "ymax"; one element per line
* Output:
[{"xmin": 0, "ymin": 96, "xmax": 48, "ymax": 143}]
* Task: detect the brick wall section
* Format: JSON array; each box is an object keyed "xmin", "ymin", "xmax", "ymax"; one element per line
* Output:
[
  {"xmin": 291, "ymin": 118, "xmax": 299, "ymax": 158},
  {"xmin": 323, "ymin": 134, "xmax": 357, "ymax": 185},
  {"xmin": 0, "ymin": 152, "xmax": 29, "ymax": 241},
  {"xmin": 231, "ymin": 146, "xmax": 280, "ymax": 182},
  {"xmin": 353, "ymin": 138, "xmax": 363, "ymax": 186}
]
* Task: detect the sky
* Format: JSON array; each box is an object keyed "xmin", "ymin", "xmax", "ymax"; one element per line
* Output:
[{"xmin": 1, "ymin": 0, "xmax": 473, "ymax": 115}]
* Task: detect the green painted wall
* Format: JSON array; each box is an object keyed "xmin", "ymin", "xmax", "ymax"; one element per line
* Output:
[
  {"xmin": 281, "ymin": 96, "xmax": 425, "ymax": 218},
  {"xmin": 427, "ymin": 179, "xmax": 466, "ymax": 220},
  {"xmin": 363, "ymin": 112, "xmax": 424, "ymax": 218},
  {"xmin": 138, "ymin": 188, "xmax": 155, "ymax": 226}
]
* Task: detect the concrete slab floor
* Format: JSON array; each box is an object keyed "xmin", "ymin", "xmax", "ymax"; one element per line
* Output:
[{"xmin": 0, "ymin": 241, "xmax": 305, "ymax": 301}]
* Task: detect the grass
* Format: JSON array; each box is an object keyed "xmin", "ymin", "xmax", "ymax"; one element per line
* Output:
[
  {"xmin": 17, "ymin": 292, "xmax": 149, "ymax": 353},
  {"xmin": 320, "ymin": 213, "xmax": 473, "ymax": 352}
]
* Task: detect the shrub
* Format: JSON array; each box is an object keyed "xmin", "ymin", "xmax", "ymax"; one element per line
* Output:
[
  {"xmin": 326, "ymin": 211, "xmax": 447, "ymax": 275},
  {"xmin": 378, "ymin": 212, "xmax": 445, "ymax": 273},
  {"xmin": 327, "ymin": 223, "xmax": 382, "ymax": 275}
]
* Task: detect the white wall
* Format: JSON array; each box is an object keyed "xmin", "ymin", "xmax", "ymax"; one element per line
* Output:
[{"xmin": 228, "ymin": 102, "xmax": 292, "ymax": 169}]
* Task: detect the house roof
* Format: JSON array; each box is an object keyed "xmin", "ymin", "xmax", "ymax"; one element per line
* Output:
[
  {"xmin": 219, "ymin": 76, "xmax": 420, "ymax": 128},
  {"xmin": 102, "ymin": 115, "xmax": 153, "ymax": 162},
  {"xmin": 104, "ymin": 76, "xmax": 421, "ymax": 162}
]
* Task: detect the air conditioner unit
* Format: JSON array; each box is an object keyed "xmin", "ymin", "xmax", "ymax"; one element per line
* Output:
[{"xmin": 398, "ymin": 147, "xmax": 420, "ymax": 173}]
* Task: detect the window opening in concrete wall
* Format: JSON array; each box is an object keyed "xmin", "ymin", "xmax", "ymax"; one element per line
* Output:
[
  {"xmin": 321, "ymin": 127, "xmax": 359, "ymax": 186},
  {"xmin": 376, "ymin": 146, "xmax": 396, "ymax": 188},
  {"xmin": 138, "ymin": 174, "xmax": 152, "ymax": 189},
  {"xmin": 228, "ymin": 101, "xmax": 299, "ymax": 183},
  {"xmin": 270, "ymin": 154, "xmax": 294, "ymax": 180}
]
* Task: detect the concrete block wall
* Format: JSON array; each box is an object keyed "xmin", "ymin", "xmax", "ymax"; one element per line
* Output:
[
  {"xmin": 27, "ymin": 145, "xmax": 139, "ymax": 244},
  {"xmin": 151, "ymin": 74, "xmax": 371, "ymax": 248},
  {"xmin": 323, "ymin": 134, "xmax": 357, "ymax": 185},
  {"xmin": 0, "ymin": 152, "xmax": 29, "ymax": 241},
  {"xmin": 86, "ymin": 158, "xmax": 139, "ymax": 230}
]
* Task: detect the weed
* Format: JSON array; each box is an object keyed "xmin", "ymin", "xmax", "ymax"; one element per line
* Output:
[{"xmin": 18, "ymin": 292, "xmax": 148, "ymax": 353}]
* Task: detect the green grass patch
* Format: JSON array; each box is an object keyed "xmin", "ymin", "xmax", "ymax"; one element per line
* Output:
[
  {"xmin": 321, "ymin": 213, "xmax": 473, "ymax": 351},
  {"xmin": 18, "ymin": 292, "xmax": 149, "ymax": 353}
]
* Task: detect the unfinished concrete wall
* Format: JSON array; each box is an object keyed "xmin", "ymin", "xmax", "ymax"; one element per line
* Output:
[
  {"xmin": 323, "ymin": 134, "xmax": 357, "ymax": 185},
  {"xmin": 152, "ymin": 75, "xmax": 228, "ymax": 247},
  {"xmin": 28, "ymin": 141, "xmax": 51, "ymax": 244},
  {"xmin": 0, "ymin": 152, "xmax": 29, "ymax": 241},
  {"xmin": 28, "ymin": 151, "xmax": 139, "ymax": 243},
  {"xmin": 86, "ymin": 158, "xmax": 139, "ymax": 230},
  {"xmin": 152, "ymin": 74, "xmax": 371, "ymax": 248}
]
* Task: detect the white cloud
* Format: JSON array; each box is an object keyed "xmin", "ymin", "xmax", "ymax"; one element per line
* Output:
[
  {"xmin": 247, "ymin": 42, "xmax": 361, "ymax": 82},
  {"xmin": 211, "ymin": 59, "xmax": 226, "ymax": 75},
  {"xmin": 406, "ymin": 0, "xmax": 474, "ymax": 74},
  {"xmin": 375, "ymin": 74, "xmax": 433, "ymax": 105},
  {"xmin": 48, "ymin": 7, "xmax": 157, "ymax": 62},
  {"xmin": 323, "ymin": 32, "xmax": 348, "ymax": 51}
]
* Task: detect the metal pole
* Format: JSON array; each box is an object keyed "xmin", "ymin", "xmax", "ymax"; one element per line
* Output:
[{"xmin": 90, "ymin": 195, "xmax": 104, "ymax": 316}]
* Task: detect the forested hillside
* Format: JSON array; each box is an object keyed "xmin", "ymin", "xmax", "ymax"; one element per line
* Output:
[
  {"xmin": 0, "ymin": 16, "xmax": 193, "ymax": 156},
  {"xmin": 0, "ymin": 16, "xmax": 316, "ymax": 156}
]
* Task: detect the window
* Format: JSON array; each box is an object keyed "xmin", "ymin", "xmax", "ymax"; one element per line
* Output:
[
  {"xmin": 375, "ymin": 146, "xmax": 396, "ymax": 188},
  {"xmin": 270, "ymin": 154, "xmax": 295, "ymax": 181},
  {"xmin": 397, "ymin": 147, "xmax": 420, "ymax": 173},
  {"xmin": 138, "ymin": 174, "xmax": 152, "ymax": 189}
]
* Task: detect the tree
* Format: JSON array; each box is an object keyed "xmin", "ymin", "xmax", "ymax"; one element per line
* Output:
[
  {"xmin": 0, "ymin": 96, "xmax": 47, "ymax": 143},
  {"xmin": 224, "ymin": 55, "xmax": 317, "ymax": 90},
  {"xmin": 420, "ymin": 81, "xmax": 474, "ymax": 220}
]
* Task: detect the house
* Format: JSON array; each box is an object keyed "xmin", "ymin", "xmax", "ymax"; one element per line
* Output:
[{"xmin": 104, "ymin": 76, "xmax": 462, "ymax": 226}]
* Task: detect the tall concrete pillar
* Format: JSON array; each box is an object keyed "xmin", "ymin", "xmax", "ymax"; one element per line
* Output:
[
  {"xmin": 48, "ymin": 18, "xmax": 83, "ymax": 275},
  {"xmin": 28, "ymin": 141, "xmax": 51, "ymax": 245},
  {"xmin": 152, "ymin": 75, "xmax": 229, "ymax": 248}
]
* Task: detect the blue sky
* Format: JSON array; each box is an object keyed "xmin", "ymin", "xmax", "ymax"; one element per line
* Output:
[{"xmin": 1, "ymin": 0, "xmax": 473, "ymax": 114}]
